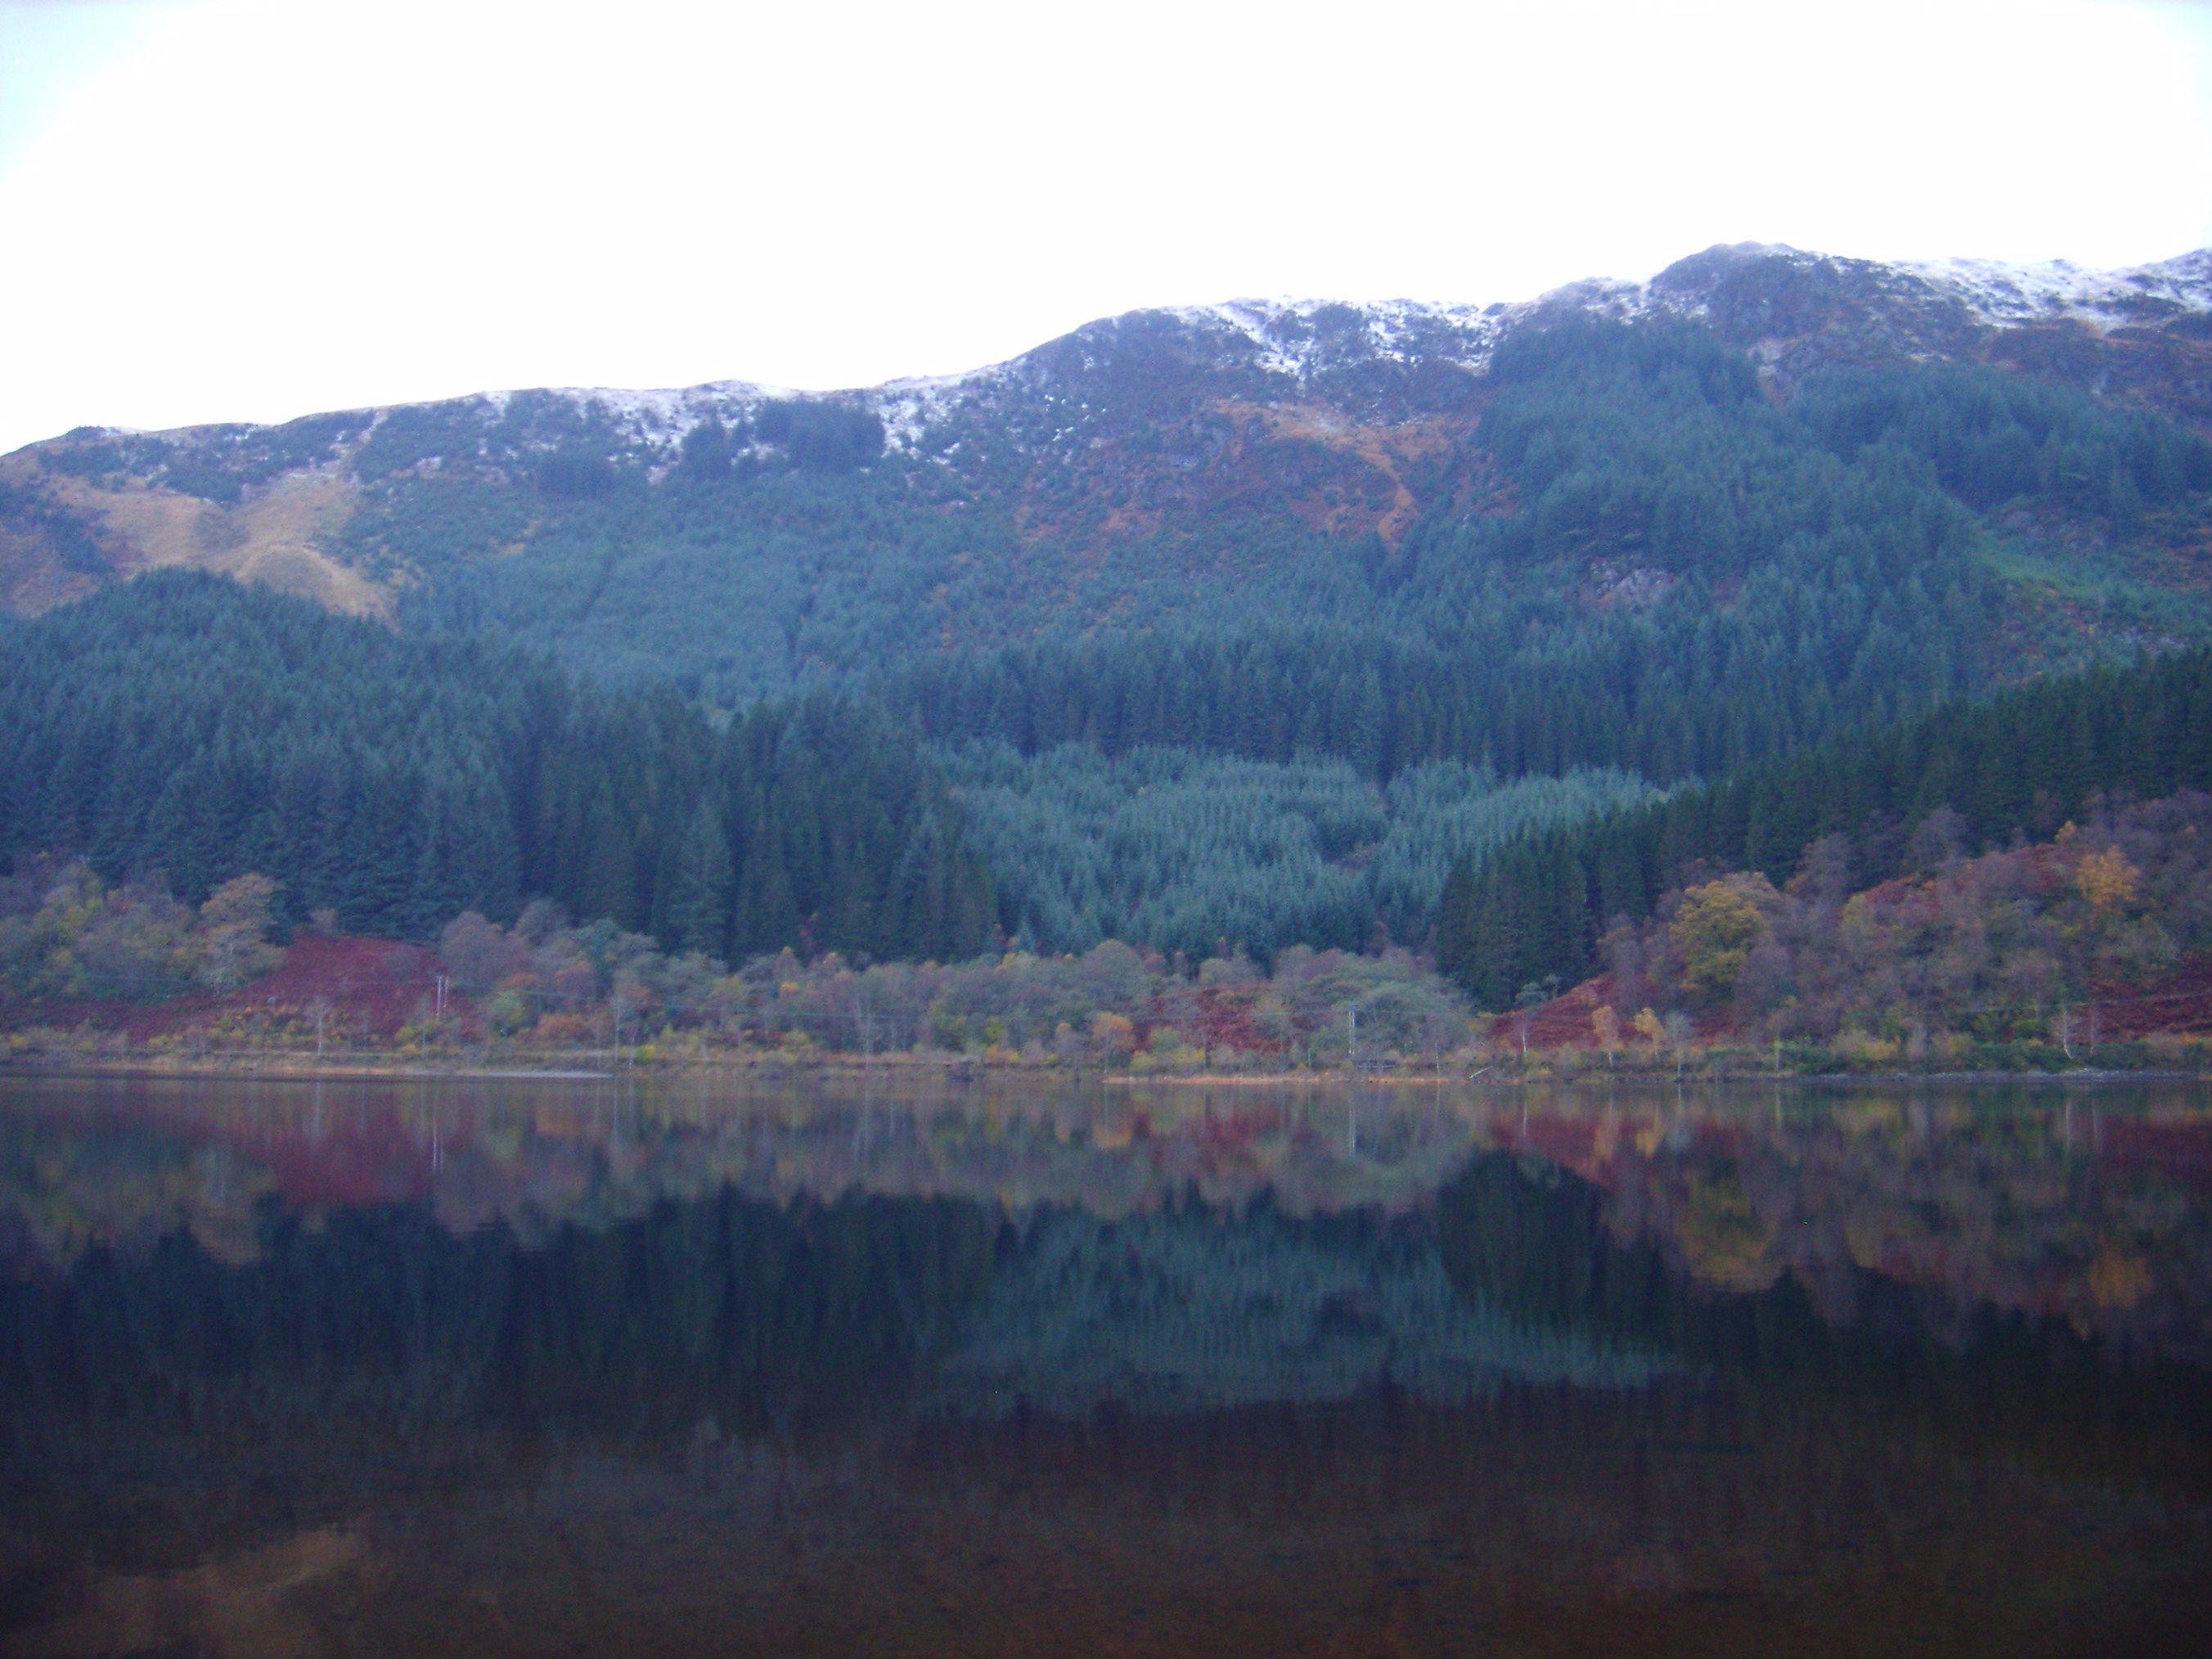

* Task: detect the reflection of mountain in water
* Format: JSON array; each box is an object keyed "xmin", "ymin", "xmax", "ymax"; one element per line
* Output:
[
  {"xmin": 5, "ymin": 1081, "xmax": 2211, "ymax": 1449},
  {"xmin": 10, "ymin": 1076, "xmax": 2212, "ymax": 1365},
  {"xmin": 925, "ymin": 1205, "xmax": 1665, "ymax": 1416},
  {"xmin": 6, "ymin": 1079, "xmax": 2212, "ymax": 1652}
]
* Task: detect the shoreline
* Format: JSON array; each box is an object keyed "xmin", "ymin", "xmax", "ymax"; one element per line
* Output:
[{"xmin": 2, "ymin": 1050, "xmax": 2204, "ymax": 1089}]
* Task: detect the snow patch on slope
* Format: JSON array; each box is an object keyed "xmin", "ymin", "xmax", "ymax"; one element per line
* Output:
[
  {"xmin": 870, "ymin": 366, "xmax": 1009, "ymax": 450},
  {"xmin": 537, "ymin": 381, "xmax": 784, "ymax": 451},
  {"xmin": 1898, "ymin": 250, "xmax": 2212, "ymax": 332},
  {"xmin": 519, "ymin": 375, "xmax": 974, "ymax": 455},
  {"xmin": 1168, "ymin": 296, "xmax": 1506, "ymax": 382}
]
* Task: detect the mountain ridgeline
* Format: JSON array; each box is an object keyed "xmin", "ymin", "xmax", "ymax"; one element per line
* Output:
[{"xmin": 2, "ymin": 245, "xmax": 2211, "ymax": 995}]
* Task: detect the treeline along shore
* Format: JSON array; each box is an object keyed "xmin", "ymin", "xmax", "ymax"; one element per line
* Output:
[{"xmin": 5, "ymin": 582, "xmax": 2212, "ymax": 1077}]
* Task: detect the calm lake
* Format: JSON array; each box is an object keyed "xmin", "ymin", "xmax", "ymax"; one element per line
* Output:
[{"xmin": 0, "ymin": 1071, "xmax": 2207, "ymax": 1657}]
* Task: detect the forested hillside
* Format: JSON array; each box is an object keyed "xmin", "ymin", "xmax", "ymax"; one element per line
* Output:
[
  {"xmin": 904, "ymin": 321, "xmax": 2205, "ymax": 776},
  {"xmin": 940, "ymin": 742, "xmax": 1658, "ymax": 960},
  {"xmin": 1438, "ymin": 646, "xmax": 2212, "ymax": 1004},
  {"xmin": 9, "ymin": 247, "xmax": 2211, "ymax": 730},
  {"xmin": 0, "ymin": 574, "xmax": 994, "ymax": 969},
  {"xmin": 6, "ymin": 245, "xmax": 2212, "ymax": 1004}
]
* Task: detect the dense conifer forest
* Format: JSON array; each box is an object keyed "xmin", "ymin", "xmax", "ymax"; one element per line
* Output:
[
  {"xmin": 938, "ymin": 742, "xmax": 1657, "ymax": 959},
  {"xmin": 0, "ymin": 574, "xmax": 995, "ymax": 969},
  {"xmin": 1437, "ymin": 646, "xmax": 2212, "ymax": 1005}
]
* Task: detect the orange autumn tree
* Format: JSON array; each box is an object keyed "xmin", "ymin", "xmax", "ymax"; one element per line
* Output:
[{"xmin": 2075, "ymin": 844, "xmax": 2140, "ymax": 912}]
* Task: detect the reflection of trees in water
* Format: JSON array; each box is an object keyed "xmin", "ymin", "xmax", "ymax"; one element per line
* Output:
[
  {"xmin": 1606, "ymin": 1113, "xmax": 2212, "ymax": 1353},
  {"xmin": 0, "ymin": 1081, "xmax": 1493, "ymax": 1275},
  {"xmin": 924, "ymin": 1204, "xmax": 1666, "ymax": 1417},
  {"xmin": 0, "ymin": 1117, "xmax": 280, "ymax": 1273},
  {"xmin": 1461, "ymin": 1086, "xmax": 2212, "ymax": 1355},
  {"xmin": 0, "ymin": 1187, "xmax": 1000, "ymax": 1581},
  {"xmin": 6, "ymin": 1181, "xmax": 1666, "ymax": 1451},
  {"xmin": 0, "ymin": 1190, "xmax": 996, "ymax": 1445},
  {"xmin": 1436, "ymin": 1151, "xmax": 2212, "ymax": 1494},
  {"xmin": 4, "ymin": 1150, "xmax": 2211, "ymax": 1643},
  {"xmin": 16, "ymin": 1077, "xmax": 2210, "ymax": 1348},
  {"xmin": 504, "ymin": 1194, "xmax": 995, "ymax": 1428},
  {"xmin": 8, "ymin": 1140, "xmax": 2210, "ymax": 1447}
]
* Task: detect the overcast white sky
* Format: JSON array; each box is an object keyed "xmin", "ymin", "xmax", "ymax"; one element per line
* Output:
[{"xmin": 2, "ymin": 0, "xmax": 2209, "ymax": 454}]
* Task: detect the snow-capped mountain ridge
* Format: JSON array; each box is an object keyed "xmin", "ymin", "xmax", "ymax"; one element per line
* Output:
[
  {"xmin": 42, "ymin": 244, "xmax": 2212, "ymax": 464},
  {"xmin": 1113, "ymin": 245, "xmax": 2212, "ymax": 395},
  {"xmin": 269, "ymin": 248, "xmax": 2212, "ymax": 450},
  {"xmin": 9, "ymin": 241, "xmax": 2210, "ymax": 623},
  {"xmin": 1884, "ymin": 249, "xmax": 2212, "ymax": 328}
]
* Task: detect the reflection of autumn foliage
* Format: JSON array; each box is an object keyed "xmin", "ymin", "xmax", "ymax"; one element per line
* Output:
[
  {"xmin": 11, "ymin": 1069, "xmax": 2212, "ymax": 1374},
  {"xmin": 0, "ymin": 1116, "xmax": 276, "ymax": 1269},
  {"xmin": 1670, "ymin": 1167, "xmax": 1775, "ymax": 1291},
  {"xmin": 0, "ymin": 1076, "xmax": 1505, "ymax": 1284},
  {"xmin": 1480, "ymin": 1095, "xmax": 2212, "ymax": 1356},
  {"xmin": 2086, "ymin": 1248, "xmax": 2152, "ymax": 1309},
  {"xmin": 1444, "ymin": 1097, "xmax": 2212, "ymax": 1374},
  {"xmin": 6, "ymin": 1074, "xmax": 2211, "ymax": 1650}
]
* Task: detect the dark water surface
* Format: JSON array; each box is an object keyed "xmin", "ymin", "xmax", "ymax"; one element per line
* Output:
[{"xmin": 1, "ymin": 1071, "xmax": 2208, "ymax": 1657}]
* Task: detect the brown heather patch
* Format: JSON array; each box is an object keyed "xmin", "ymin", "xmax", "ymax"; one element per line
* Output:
[
  {"xmin": 0, "ymin": 451, "xmax": 108, "ymax": 615},
  {"xmin": 4, "ymin": 460, "xmax": 391, "ymax": 621},
  {"xmin": 1093, "ymin": 495, "xmax": 1165, "ymax": 541},
  {"xmin": 1007, "ymin": 401, "xmax": 1481, "ymax": 560},
  {"xmin": 0, "ymin": 934, "xmax": 469, "ymax": 1046},
  {"xmin": 1207, "ymin": 398, "xmax": 1477, "ymax": 545},
  {"xmin": 1988, "ymin": 317, "xmax": 2212, "ymax": 439},
  {"xmin": 0, "ymin": 525, "xmax": 102, "ymax": 616}
]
